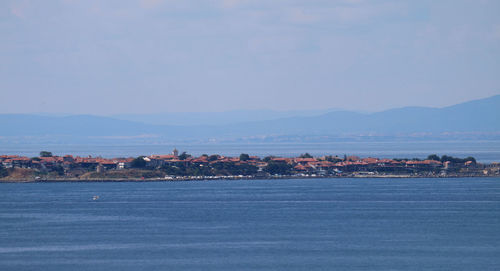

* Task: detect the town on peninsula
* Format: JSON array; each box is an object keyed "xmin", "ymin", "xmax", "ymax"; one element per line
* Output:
[{"xmin": 1, "ymin": 148, "xmax": 499, "ymax": 182}]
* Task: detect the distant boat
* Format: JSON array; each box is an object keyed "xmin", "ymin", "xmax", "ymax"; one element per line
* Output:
[{"xmin": 92, "ymin": 196, "xmax": 99, "ymax": 200}]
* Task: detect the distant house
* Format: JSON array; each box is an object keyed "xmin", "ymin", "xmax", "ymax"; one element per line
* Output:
[
  {"xmin": 406, "ymin": 160, "xmax": 442, "ymax": 169},
  {"xmin": 294, "ymin": 158, "xmax": 317, "ymax": 164},
  {"xmin": 271, "ymin": 157, "xmax": 293, "ymax": 164},
  {"xmin": 63, "ymin": 155, "xmax": 74, "ymax": 163},
  {"xmin": 346, "ymin": 156, "xmax": 360, "ymax": 162},
  {"xmin": 117, "ymin": 158, "xmax": 134, "ymax": 170},
  {"xmin": 74, "ymin": 157, "xmax": 99, "ymax": 169},
  {"xmin": 2, "ymin": 159, "xmax": 13, "ymax": 168},
  {"xmin": 10, "ymin": 157, "xmax": 32, "ymax": 168},
  {"xmin": 99, "ymin": 160, "xmax": 118, "ymax": 170}
]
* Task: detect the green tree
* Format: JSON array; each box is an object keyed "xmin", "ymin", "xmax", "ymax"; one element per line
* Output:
[
  {"xmin": 52, "ymin": 165, "xmax": 65, "ymax": 176},
  {"xmin": 441, "ymin": 155, "xmax": 456, "ymax": 163},
  {"xmin": 264, "ymin": 161, "xmax": 292, "ymax": 175},
  {"xmin": 0, "ymin": 164, "xmax": 8, "ymax": 178},
  {"xmin": 208, "ymin": 155, "xmax": 219, "ymax": 161},
  {"xmin": 440, "ymin": 155, "xmax": 476, "ymax": 164},
  {"xmin": 299, "ymin": 153, "xmax": 313, "ymax": 158},
  {"xmin": 427, "ymin": 154, "xmax": 440, "ymax": 161},
  {"xmin": 131, "ymin": 156, "xmax": 147, "ymax": 168},
  {"xmin": 40, "ymin": 151, "xmax": 53, "ymax": 157},
  {"xmin": 239, "ymin": 153, "xmax": 250, "ymax": 161},
  {"xmin": 325, "ymin": 155, "xmax": 342, "ymax": 163},
  {"xmin": 232, "ymin": 164, "xmax": 258, "ymax": 175},
  {"xmin": 178, "ymin": 152, "xmax": 191, "ymax": 160},
  {"xmin": 210, "ymin": 162, "xmax": 258, "ymax": 176},
  {"xmin": 161, "ymin": 165, "xmax": 185, "ymax": 176},
  {"xmin": 263, "ymin": 156, "xmax": 274, "ymax": 162}
]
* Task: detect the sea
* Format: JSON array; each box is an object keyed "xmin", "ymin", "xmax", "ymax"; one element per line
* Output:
[
  {"xmin": 0, "ymin": 178, "xmax": 499, "ymax": 270},
  {"xmin": 2, "ymin": 141, "xmax": 500, "ymax": 163}
]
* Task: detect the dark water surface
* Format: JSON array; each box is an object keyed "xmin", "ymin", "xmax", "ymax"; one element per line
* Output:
[{"xmin": 1, "ymin": 178, "xmax": 499, "ymax": 270}]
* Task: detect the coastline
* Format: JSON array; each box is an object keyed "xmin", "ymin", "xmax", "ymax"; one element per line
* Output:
[
  {"xmin": 2, "ymin": 174, "xmax": 498, "ymax": 183},
  {"xmin": 2, "ymin": 151, "xmax": 498, "ymax": 183}
]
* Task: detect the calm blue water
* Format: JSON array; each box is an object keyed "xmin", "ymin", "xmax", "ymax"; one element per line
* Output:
[{"xmin": 1, "ymin": 178, "xmax": 500, "ymax": 270}]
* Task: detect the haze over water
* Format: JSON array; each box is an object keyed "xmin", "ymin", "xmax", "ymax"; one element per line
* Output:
[
  {"xmin": 1, "ymin": 178, "xmax": 499, "ymax": 270},
  {"xmin": 3, "ymin": 141, "xmax": 499, "ymax": 163}
]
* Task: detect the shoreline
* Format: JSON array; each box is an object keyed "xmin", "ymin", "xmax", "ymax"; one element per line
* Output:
[
  {"xmin": 1, "ymin": 174, "xmax": 498, "ymax": 183},
  {"xmin": 2, "ymin": 152, "xmax": 498, "ymax": 183}
]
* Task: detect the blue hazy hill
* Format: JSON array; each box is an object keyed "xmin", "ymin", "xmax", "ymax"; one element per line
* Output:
[
  {"xmin": 0, "ymin": 95, "xmax": 499, "ymax": 139},
  {"xmin": 219, "ymin": 95, "xmax": 500, "ymax": 135},
  {"xmin": 112, "ymin": 108, "xmax": 339, "ymax": 126}
]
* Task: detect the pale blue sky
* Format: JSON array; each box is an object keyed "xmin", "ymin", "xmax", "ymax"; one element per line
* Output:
[{"xmin": 1, "ymin": 0, "xmax": 499, "ymax": 114}]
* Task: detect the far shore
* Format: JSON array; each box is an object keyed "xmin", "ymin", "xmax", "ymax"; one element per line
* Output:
[{"xmin": 2, "ymin": 152, "xmax": 498, "ymax": 182}]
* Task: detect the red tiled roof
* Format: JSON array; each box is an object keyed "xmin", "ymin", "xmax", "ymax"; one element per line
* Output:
[
  {"xmin": 294, "ymin": 164, "xmax": 307, "ymax": 170},
  {"xmin": 0, "ymin": 155, "xmax": 20, "ymax": 159},
  {"xmin": 40, "ymin": 157, "xmax": 58, "ymax": 163},
  {"xmin": 406, "ymin": 160, "xmax": 441, "ymax": 165},
  {"xmin": 362, "ymin": 158, "xmax": 378, "ymax": 164},
  {"xmin": 271, "ymin": 158, "xmax": 292, "ymax": 163},
  {"xmin": 11, "ymin": 157, "xmax": 31, "ymax": 161},
  {"xmin": 150, "ymin": 154, "xmax": 177, "ymax": 160},
  {"xmin": 335, "ymin": 161, "xmax": 368, "ymax": 166},
  {"xmin": 295, "ymin": 158, "xmax": 317, "ymax": 163},
  {"xmin": 192, "ymin": 158, "xmax": 209, "ymax": 163},
  {"xmin": 318, "ymin": 161, "xmax": 335, "ymax": 167},
  {"xmin": 115, "ymin": 158, "xmax": 134, "ymax": 163},
  {"xmin": 378, "ymin": 159, "xmax": 400, "ymax": 164}
]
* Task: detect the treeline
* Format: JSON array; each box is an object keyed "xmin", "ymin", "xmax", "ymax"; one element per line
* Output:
[
  {"xmin": 0, "ymin": 163, "xmax": 7, "ymax": 178},
  {"xmin": 427, "ymin": 154, "xmax": 476, "ymax": 164},
  {"xmin": 160, "ymin": 162, "xmax": 259, "ymax": 176},
  {"xmin": 136, "ymin": 161, "xmax": 294, "ymax": 176},
  {"xmin": 129, "ymin": 157, "xmax": 295, "ymax": 176},
  {"xmin": 392, "ymin": 155, "xmax": 476, "ymax": 164}
]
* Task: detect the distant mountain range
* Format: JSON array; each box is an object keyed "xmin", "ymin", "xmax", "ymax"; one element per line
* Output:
[
  {"xmin": 1, "ymin": 95, "xmax": 499, "ymax": 142},
  {"xmin": 112, "ymin": 108, "xmax": 341, "ymax": 126}
]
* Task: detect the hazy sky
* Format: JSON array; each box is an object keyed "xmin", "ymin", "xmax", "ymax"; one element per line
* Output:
[{"xmin": 1, "ymin": 0, "xmax": 499, "ymax": 114}]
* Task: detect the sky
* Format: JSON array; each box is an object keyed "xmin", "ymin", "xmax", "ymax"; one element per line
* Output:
[{"xmin": 1, "ymin": 0, "xmax": 499, "ymax": 114}]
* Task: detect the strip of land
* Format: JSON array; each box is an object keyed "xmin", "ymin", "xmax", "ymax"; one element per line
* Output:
[{"xmin": 1, "ymin": 150, "xmax": 499, "ymax": 182}]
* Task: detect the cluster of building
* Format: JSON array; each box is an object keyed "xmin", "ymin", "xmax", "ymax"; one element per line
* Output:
[
  {"xmin": 1, "ymin": 148, "xmax": 495, "ymax": 178},
  {"xmin": 0, "ymin": 155, "xmax": 133, "ymax": 172}
]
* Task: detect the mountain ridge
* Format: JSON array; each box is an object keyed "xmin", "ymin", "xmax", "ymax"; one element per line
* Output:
[{"xmin": 0, "ymin": 95, "xmax": 499, "ymax": 140}]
